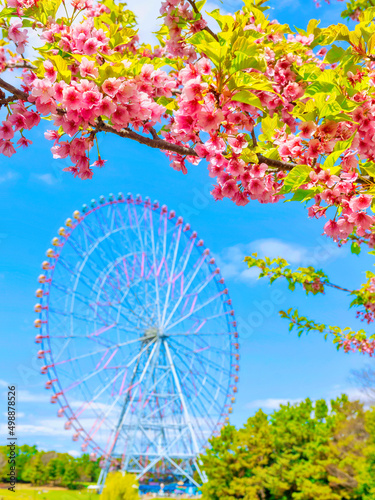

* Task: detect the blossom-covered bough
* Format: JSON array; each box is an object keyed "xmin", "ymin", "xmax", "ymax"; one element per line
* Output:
[{"xmin": 2, "ymin": 0, "xmax": 375, "ymax": 354}]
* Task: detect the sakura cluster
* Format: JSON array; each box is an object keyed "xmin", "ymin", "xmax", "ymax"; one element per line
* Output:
[
  {"xmin": 275, "ymin": 110, "xmax": 375, "ymax": 243},
  {"xmin": 27, "ymin": 61, "xmax": 176, "ymax": 178},
  {"xmin": 163, "ymin": 50, "xmax": 320, "ymax": 207},
  {"xmin": 160, "ymin": 0, "xmax": 206, "ymax": 62},
  {"xmin": 0, "ymin": 101, "xmax": 39, "ymax": 156},
  {"xmin": 160, "ymin": 56, "xmax": 284, "ymax": 206},
  {"xmin": 340, "ymin": 335, "xmax": 375, "ymax": 357},
  {"xmin": 40, "ymin": 18, "xmax": 110, "ymax": 55},
  {"xmin": 6, "ymin": 0, "xmax": 38, "ymax": 15},
  {"xmin": 0, "ymin": 45, "xmax": 24, "ymax": 73}
]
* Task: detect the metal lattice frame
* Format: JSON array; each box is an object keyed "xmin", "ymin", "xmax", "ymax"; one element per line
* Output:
[{"xmin": 34, "ymin": 193, "xmax": 239, "ymax": 490}]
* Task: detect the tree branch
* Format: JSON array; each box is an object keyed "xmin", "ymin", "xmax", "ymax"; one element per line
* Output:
[
  {"xmin": 95, "ymin": 119, "xmax": 198, "ymax": 157},
  {"xmin": 257, "ymin": 154, "xmax": 296, "ymax": 171},
  {"xmin": 186, "ymin": 0, "xmax": 219, "ymax": 41},
  {"xmin": 0, "ymin": 77, "xmax": 300, "ymax": 169},
  {"xmin": 0, "ymin": 77, "xmax": 29, "ymax": 101},
  {"xmin": 0, "ymin": 78, "xmax": 364, "ymax": 184},
  {"xmin": 5, "ymin": 62, "xmax": 36, "ymax": 70}
]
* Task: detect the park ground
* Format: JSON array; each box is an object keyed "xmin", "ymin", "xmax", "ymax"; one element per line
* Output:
[
  {"xmin": 0, "ymin": 484, "xmax": 99, "ymax": 500},
  {"xmin": 0, "ymin": 484, "xmax": 188, "ymax": 500}
]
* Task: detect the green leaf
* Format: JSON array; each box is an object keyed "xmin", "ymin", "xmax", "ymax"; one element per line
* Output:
[
  {"xmin": 290, "ymin": 188, "xmax": 318, "ymax": 203},
  {"xmin": 231, "ymin": 90, "xmax": 263, "ymax": 111},
  {"xmin": 49, "ymin": 55, "xmax": 71, "ymax": 83},
  {"xmin": 323, "ymin": 135, "xmax": 354, "ymax": 170},
  {"xmin": 279, "ymin": 165, "xmax": 311, "ymax": 195},
  {"xmin": 195, "ymin": 0, "xmax": 207, "ymax": 10},
  {"xmin": 351, "ymin": 241, "xmax": 361, "ymax": 255},
  {"xmin": 241, "ymin": 148, "xmax": 258, "ymax": 164},
  {"xmin": 260, "ymin": 115, "xmax": 280, "ymax": 141},
  {"xmin": 325, "ymin": 45, "xmax": 346, "ymax": 64},
  {"xmin": 231, "ymin": 51, "xmax": 266, "ymax": 73},
  {"xmin": 207, "ymin": 8, "xmax": 235, "ymax": 30},
  {"xmin": 188, "ymin": 30, "xmax": 223, "ymax": 66}
]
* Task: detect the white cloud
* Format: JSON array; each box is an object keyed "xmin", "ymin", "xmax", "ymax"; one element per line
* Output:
[
  {"xmin": 246, "ymin": 397, "xmax": 302, "ymax": 411},
  {"xmin": 68, "ymin": 449, "xmax": 80, "ymax": 457},
  {"xmin": 247, "ymin": 387, "xmax": 375, "ymax": 414},
  {"xmin": 216, "ymin": 237, "xmax": 345, "ymax": 285},
  {"xmin": 0, "ymin": 379, "xmax": 8, "ymax": 387},
  {"xmin": 17, "ymin": 389, "xmax": 50, "ymax": 403},
  {"xmin": 0, "ymin": 171, "xmax": 20, "ymax": 184},
  {"xmin": 33, "ymin": 173, "xmax": 58, "ymax": 186},
  {"xmin": 0, "ymin": 418, "xmax": 65, "ymax": 437},
  {"xmin": 329, "ymin": 386, "xmax": 375, "ymax": 409},
  {"xmin": 3, "ymin": 412, "xmax": 25, "ymax": 418}
]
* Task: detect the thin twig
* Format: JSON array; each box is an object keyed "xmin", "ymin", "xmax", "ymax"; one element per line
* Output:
[
  {"xmin": 186, "ymin": 0, "xmax": 219, "ymax": 41},
  {"xmin": 324, "ymin": 282, "xmax": 353, "ymax": 293},
  {"xmin": 149, "ymin": 127, "xmax": 159, "ymax": 140}
]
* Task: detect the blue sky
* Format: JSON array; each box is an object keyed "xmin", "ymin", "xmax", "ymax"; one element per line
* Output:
[{"xmin": 0, "ymin": 0, "xmax": 373, "ymax": 456}]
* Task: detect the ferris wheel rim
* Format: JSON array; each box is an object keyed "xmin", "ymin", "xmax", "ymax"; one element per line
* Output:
[{"xmin": 34, "ymin": 193, "xmax": 240, "ymax": 458}]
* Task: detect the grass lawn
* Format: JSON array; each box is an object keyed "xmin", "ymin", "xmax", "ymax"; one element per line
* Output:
[
  {"xmin": 0, "ymin": 485, "xmax": 99, "ymax": 500},
  {"xmin": 0, "ymin": 484, "xmax": 199, "ymax": 500}
]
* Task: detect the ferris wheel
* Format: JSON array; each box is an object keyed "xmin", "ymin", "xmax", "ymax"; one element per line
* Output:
[{"xmin": 34, "ymin": 193, "xmax": 239, "ymax": 489}]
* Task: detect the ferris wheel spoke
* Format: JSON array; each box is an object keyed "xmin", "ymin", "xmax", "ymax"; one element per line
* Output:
[
  {"xmin": 62, "ymin": 357, "xmax": 132, "ymax": 407},
  {"xmin": 57, "ymin": 337, "xmax": 149, "ymax": 399},
  {"xmin": 51, "ymin": 281, "xmax": 117, "ymax": 326},
  {"xmin": 172, "ymin": 331, "xmax": 231, "ymax": 356},
  {"xmin": 169, "ymin": 337, "xmax": 231, "ymax": 376},
  {"xmin": 160, "ymin": 223, "xmax": 184, "ymax": 326},
  {"xmin": 162, "ymin": 252, "xmax": 207, "ymax": 330},
  {"xmin": 163, "ymin": 341, "xmax": 201, "ymax": 455},
  {"xmin": 169, "ymin": 345, "xmax": 226, "ymax": 418},
  {"xmin": 116, "ymin": 292, "xmax": 154, "ymax": 329},
  {"xmin": 167, "ymin": 331, "xmax": 231, "ymax": 336},
  {"xmin": 177, "ymin": 377, "xmax": 217, "ymax": 438},
  {"xmin": 165, "ymin": 290, "xmax": 224, "ymax": 332},
  {"xmin": 71, "ymin": 367, "xmax": 129, "ymax": 426},
  {"xmin": 73, "ymin": 341, "xmax": 155, "ymax": 424},
  {"xmin": 149, "ymin": 212, "xmax": 161, "ymax": 325},
  {"xmin": 98, "ymin": 290, "xmax": 144, "ymax": 331},
  {"xmin": 125, "ymin": 282, "xmax": 156, "ymax": 327}
]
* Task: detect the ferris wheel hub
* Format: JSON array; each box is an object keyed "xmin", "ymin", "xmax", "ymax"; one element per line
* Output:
[{"xmin": 144, "ymin": 326, "xmax": 160, "ymax": 340}]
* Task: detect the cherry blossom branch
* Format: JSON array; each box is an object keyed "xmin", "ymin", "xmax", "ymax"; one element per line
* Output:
[
  {"xmin": 5, "ymin": 62, "xmax": 36, "ymax": 70},
  {"xmin": 324, "ymin": 282, "xmax": 353, "ymax": 293},
  {"xmin": 94, "ymin": 119, "xmax": 198, "ymax": 157},
  {"xmin": 186, "ymin": 0, "xmax": 219, "ymax": 41},
  {"xmin": 0, "ymin": 77, "xmax": 29, "ymax": 101},
  {"xmin": 251, "ymin": 129, "xmax": 296, "ymax": 171},
  {"xmin": 0, "ymin": 77, "xmax": 303, "ymax": 169},
  {"xmin": 257, "ymin": 154, "xmax": 296, "ymax": 171}
]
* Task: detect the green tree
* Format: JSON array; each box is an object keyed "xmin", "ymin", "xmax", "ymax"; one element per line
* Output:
[
  {"xmin": 16, "ymin": 445, "xmax": 38, "ymax": 482},
  {"xmin": 62, "ymin": 461, "xmax": 79, "ymax": 490},
  {"xmin": 45, "ymin": 458, "xmax": 65, "ymax": 486},
  {"xmin": 201, "ymin": 396, "xmax": 373, "ymax": 500},
  {"xmin": 100, "ymin": 472, "xmax": 138, "ymax": 500},
  {"xmin": 29, "ymin": 456, "xmax": 45, "ymax": 486}
]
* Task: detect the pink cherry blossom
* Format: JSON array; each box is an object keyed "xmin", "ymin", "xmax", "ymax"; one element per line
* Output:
[
  {"xmin": 79, "ymin": 57, "xmax": 99, "ymax": 78},
  {"xmin": 0, "ymin": 121, "xmax": 14, "ymax": 140},
  {"xmin": 349, "ymin": 194, "xmax": 372, "ymax": 212},
  {"xmin": 0, "ymin": 140, "xmax": 16, "ymax": 157}
]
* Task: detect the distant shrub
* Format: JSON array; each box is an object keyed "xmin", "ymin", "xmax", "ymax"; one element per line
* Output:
[{"xmin": 100, "ymin": 472, "xmax": 138, "ymax": 500}]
